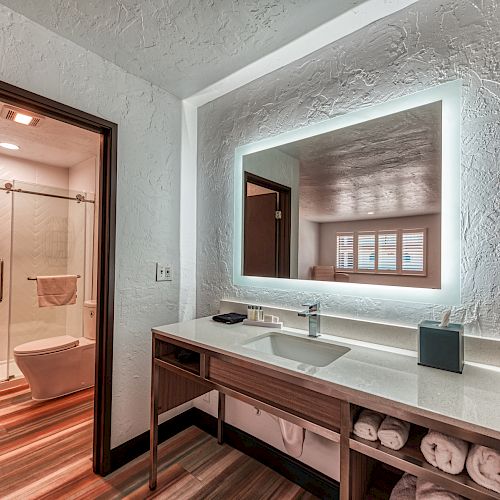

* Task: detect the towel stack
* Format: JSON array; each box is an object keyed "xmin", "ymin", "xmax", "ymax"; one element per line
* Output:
[
  {"xmin": 353, "ymin": 409, "xmax": 410, "ymax": 451},
  {"xmin": 420, "ymin": 431, "xmax": 500, "ymax": 495},
  {"xmin": 390, "ymin": 474, "xmax": 465, "ymax": 500}
]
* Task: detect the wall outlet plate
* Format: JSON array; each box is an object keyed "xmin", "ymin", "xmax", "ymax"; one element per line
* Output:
[{"xmin": 156, "ymin": 263, "xmax": 172, "ymax": 282}]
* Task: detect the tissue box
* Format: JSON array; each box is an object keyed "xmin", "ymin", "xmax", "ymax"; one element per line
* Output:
[{"xmin": 418, "ymin": 320, "xmax": 464, "ymax": 373}]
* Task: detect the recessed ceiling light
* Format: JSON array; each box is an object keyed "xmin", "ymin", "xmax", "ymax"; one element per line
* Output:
[
  {"xmin": 0, "ymin": 142, "xmax": 20, "ymax": 150},
  {"xmin": 13, "ymin": 112, "xmax": 34, "ymax": 125},
  {"xmin": 367, "ymin": 211, "xmax": 374, "ymax": 215}
]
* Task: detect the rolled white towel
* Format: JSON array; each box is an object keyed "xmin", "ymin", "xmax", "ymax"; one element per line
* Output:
[
  {"xmin": 353, "ymin": 409, "xmax": 384, "ymax": 441},
  {"xmin": 466, "ymin": 444, "xmax": 500, "ymax": 494},
  {"xmin": 416, "ymin": 479, "xmax": 465, "ymax": 499},
  {"xmin": 420, "ymin": 431, "xmax": 468, "ymax": 475},
  {"xmin": 389, "ymin": 473, "xmax": 416, "ymax": 500},
  {"xmin": 378, "ymin": 416, "xmax": 411, "ymax": 450}
]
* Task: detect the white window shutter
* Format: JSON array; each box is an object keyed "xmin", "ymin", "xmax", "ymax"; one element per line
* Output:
[
  {"xmin": 402, "ymin": 231, "xmax": 425, "ymax": 272},
  {"xmin": 336, "ymin": 234, "xmax": 354, "ymax": 270},
  {"xmin": 378, "ymin": 232, "xmax": 397, "ymax": 271},
  {"xmin": 358, "ymin": 233, "xmax": 376, "ymax": 270}
]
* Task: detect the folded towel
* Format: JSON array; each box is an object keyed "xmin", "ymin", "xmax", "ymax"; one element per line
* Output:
[
  {"xmin": 278, "ymin": 418, "xmax": 305, "ymax": 458},
  {"xmin": 420, "ymin": 431, "xmax": 468, "ymax": 475},
  {"xmin": 36, "ymin": 275, "xmax": 77, "ymax": 307},
  {"xmin": 389, "ymin": 473, "xmax": 416, "ymax": 500},
  {"xmin": 416, "ymin": 479, "xmax": 465, "ymax": 499},
  {"xmin": 353, "ymin": 409, "xmax": 384, "ymax": 441},
  {"xmin": 466, "ymin": 444, "xmax": 500, "ymax": 494},
  {"xmin": 378, "ymin": 416, "xmax": 410, "ymax": 450}
]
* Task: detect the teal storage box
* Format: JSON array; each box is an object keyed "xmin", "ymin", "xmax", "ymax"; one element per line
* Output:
[{"xmin": 418, "ymin": 320, "xmax": 464, "ymax": 374}]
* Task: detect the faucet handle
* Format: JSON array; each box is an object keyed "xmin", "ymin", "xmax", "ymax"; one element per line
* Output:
[{"xmin": 302, "ymin": 301, "xmax": 320, "ymax": 310}]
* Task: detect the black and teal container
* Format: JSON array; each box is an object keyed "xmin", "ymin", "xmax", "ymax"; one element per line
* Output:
[{"xmin": 418, "ymin": 320, "xmax": 464, "ymax": 374}]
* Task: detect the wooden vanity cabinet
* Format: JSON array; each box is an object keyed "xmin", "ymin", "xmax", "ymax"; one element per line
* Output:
[
  {"xmin": 208, "ymin": 356, "xmax": 342, "ymax": 432},
  {"xmin": 150, "ymin": 332, "xmax": 500, "ymax": 500}
]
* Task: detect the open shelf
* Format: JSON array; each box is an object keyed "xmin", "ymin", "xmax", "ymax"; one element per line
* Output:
[
  {"xmin": 350, "ymin": 425, "xmax": 498, "ymax": 500},
  {"xmin": 364, "ymin": 462, "xmax": 404, "ymax": 500},
  {"xmin": 156, "ymin": 343, "xmax": 201, "ymax": 376}
]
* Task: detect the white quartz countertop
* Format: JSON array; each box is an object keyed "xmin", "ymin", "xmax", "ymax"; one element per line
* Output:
[{"xmin": 152, "ymin": 317, "xmax": 500, "ymax": 440}]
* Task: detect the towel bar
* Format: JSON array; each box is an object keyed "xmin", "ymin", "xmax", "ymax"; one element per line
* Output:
[{"xmin": 27, "ymin": 275, "xmax": 81, "ymax": 280}]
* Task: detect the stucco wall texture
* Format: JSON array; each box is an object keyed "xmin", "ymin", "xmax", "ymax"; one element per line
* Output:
[
  {"xmin": 197, "ymin": 0, "xmax": 500, "ymax": 338},
  {"xmin": 0, "ymin": 5, "xmax": 182, "ymax": 447}
]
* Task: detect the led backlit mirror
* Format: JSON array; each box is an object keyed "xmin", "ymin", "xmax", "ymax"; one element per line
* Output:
[
  {"xmin": 243, "ymin": 102, "xmax": 441, "ymax": 289},
  {"xmin": 234, "ymin": 82, "xmax": 461, "ymax": 304}
]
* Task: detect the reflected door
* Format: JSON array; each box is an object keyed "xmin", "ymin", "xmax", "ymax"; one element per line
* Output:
[
  {"xmin": 0, "ymin": 180, "xmax": 12, "ymax": 381},
  {"xmin": 244, "ymin": 192, "xmax": 278, "ymax": 277}
]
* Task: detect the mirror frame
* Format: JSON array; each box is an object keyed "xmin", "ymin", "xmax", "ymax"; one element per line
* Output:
[{"xmin": 233, "ymin": 80, "xmax": 461, "ymax": 305}]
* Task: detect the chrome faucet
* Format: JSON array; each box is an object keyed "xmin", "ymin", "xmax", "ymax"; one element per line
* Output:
[{"xmin": 298, "ymin": 301, "xmax": 321, "ymax": 338}]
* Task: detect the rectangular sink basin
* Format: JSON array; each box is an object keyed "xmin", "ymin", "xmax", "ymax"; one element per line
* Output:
[{"xmin": 243, "ymin": 332, "xmax": 350, "ymax": 367}]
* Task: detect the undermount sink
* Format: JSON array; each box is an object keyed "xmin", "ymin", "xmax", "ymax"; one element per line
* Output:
[{"xmin": 243, "ymin": 332, "xmax": 350, "ymax": 367}]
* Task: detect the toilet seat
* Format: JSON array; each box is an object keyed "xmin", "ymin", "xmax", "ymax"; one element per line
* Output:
[{"xmin": 14, "ymin": 335, "xmax": 79, "ymax": 356}]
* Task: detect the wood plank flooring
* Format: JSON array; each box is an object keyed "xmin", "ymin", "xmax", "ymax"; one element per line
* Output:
[{"xmin": 0, "ymin": 386, "xmax": 316, "ymax": 499}]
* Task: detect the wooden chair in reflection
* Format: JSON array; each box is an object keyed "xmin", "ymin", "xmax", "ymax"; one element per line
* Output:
[{"xmin": 311, "ymin": 266, "xmax": 350, "ymax": 282}]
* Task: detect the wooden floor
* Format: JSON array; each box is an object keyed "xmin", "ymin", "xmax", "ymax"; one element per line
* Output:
[{"xmin": 0, "ymin": 385, "xmax": 316, "ymax": 499}]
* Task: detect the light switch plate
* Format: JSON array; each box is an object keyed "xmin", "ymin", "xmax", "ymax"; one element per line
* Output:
[{"xmin": 156, "ymin": 263, "xmax": 172, "ymax": 282}]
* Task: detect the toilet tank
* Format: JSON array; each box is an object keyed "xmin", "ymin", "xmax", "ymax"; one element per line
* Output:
[{"xmin": 83, "ymin": 300, "xmax": 97, "ymax": 340}]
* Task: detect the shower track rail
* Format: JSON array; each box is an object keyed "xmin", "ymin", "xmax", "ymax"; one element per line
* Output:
[{"xmin": 1, "ymin": 182, "xmax": 94, "ymax": 204}]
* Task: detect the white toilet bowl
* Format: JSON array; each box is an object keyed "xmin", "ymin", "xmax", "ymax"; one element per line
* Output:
[{"xmin": 13, "ymin": 300, "xmax": 97, "ymax": 400}]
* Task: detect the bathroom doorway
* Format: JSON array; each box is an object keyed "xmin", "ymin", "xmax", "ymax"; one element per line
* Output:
[{"xmin": 0, "ymin": 81, "xmax": 117, "ymax": 475}]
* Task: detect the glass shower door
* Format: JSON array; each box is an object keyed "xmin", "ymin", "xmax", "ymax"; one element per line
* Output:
[
  {"xmin": 8, "ymin": 181, "xmax": 87, "ymax": 368},
  {"xmin": 0, "ymin": 179, "xmax": 12, "ymax": 381}
]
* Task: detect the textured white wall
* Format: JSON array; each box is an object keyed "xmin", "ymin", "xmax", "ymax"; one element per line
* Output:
[
  {"xmin": 197, "ymin": 0, "xmax": 500, "ymax": 339},
  {"xmin": 0, "ymin": 6, "xmax": 182, "ymax": 447}
]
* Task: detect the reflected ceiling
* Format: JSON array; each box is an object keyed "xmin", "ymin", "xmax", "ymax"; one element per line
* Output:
[{"xmin": 278, "ymin": 102, "xmax": 442, "ymax": 222}]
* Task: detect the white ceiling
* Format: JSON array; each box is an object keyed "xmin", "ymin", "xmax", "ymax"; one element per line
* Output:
[
  {"xmin": 0, "ymin": 102, "xmax": 100, "ymax": 168},
  {"xmin": 278, "ymin": 102, "xmax": 442, "ymax": 222},
  {"xmin": 0, "ymin": 0, "xmax": 367, "ymax": 99}
]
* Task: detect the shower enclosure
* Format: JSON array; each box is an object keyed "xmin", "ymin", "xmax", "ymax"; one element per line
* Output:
[{"xmin": 0, "ymin": 180, "xmax": 94, "ymax": 382}]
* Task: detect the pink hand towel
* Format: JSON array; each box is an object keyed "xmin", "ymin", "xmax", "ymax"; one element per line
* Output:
[
  {"xmin": 390, "ymin": 473, "xmax": 416, "ymax": 500},
  {"xmin": 378, "ymin": 416, "xmax": 411, "ymax": 450},
  {"xmin": 466, "ymin": 444, "xmax": 500, "ymax": 494},
  {"xmin": 420, "ymin": 431, "xmax": 468, "ymax": 475},
  {"xmin": 416, "ymin": 478, "xmax": 465, "ymax": 499},
  {"xmin": 353, "ymin": 409, "xmax": 384, "ymax": 441},
  {"xmin": 36, "ymin": 275, "xmax": 77, "ymax": 307},
  {"xmin": 278, "ymin": 418, "xmax": 305, "ymax": 458}
]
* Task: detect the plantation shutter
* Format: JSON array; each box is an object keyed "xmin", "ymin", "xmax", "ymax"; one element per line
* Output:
[
  {"xmin": 377, "ymin": 232, "xmax": 397, "ymax": 271},
  {"xmin": 336, "ymin": 233, "xmax": 354, "ymax": 270},
  {"xmin": 402, "ymin": 230, "xmax": 425, "ymax": 272},
  {"xmin": 358, "ymin": 233, "xmax": 376, "ymax": 270}
]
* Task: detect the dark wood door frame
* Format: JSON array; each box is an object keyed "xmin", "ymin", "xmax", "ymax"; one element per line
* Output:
[
  {"xmin": 244, "ymin": 172, "xmax": 291, "ymax": 278},
  {"xmin": 0, "ymin": 80, "xmax": 117, "ymax": 475}
]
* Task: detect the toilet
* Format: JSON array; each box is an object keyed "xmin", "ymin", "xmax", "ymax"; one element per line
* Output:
[{"xmin": 14, "ymin": 300, "xmax": 96, "ymax": 400}]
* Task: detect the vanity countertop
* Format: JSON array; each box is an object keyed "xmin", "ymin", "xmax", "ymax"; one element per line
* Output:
[{"xmin": 152, "ymin": 317, "xmax": 500, "ymax": 440}]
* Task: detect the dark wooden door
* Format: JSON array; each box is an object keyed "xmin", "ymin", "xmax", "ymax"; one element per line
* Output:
[{"xmin": 244, "ymin": 193, "xmax": 277, "ymax": 277}]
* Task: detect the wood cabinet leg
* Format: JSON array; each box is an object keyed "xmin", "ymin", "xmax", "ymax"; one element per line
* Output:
[
  {"xmin": 149, "ymin": 340, "xmax": 159, "ymax": 490},
  {"xmin": 217, "ymin": 391, "xmax": 225, "ymax": 445},
  {"xmin": 340, "ymin": 401, "xmax": 352, "ymax": 500}
]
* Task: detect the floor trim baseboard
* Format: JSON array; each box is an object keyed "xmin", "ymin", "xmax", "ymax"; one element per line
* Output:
[
  {"xmin": 109, "ymin": 408, "xmax": 196, "ymax": 472},
  {"xmin": 109, "ymin": 408, "xmax": 340, "ymax": 499}
]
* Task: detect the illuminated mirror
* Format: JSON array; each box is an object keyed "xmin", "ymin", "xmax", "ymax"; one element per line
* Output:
[{"xmin": 234, "ymin": 82, "xmax": 461, "ymax": 305}]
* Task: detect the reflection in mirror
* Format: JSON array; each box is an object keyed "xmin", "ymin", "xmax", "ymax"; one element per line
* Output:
[{"xmin": 242, "ymin": 102, "xmax": 442, "ymax": 288}]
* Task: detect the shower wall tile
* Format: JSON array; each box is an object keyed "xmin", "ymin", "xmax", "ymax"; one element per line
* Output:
[{"xmin": 0, "ymin": 155, "xmax": 69, "ymax": 188}]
